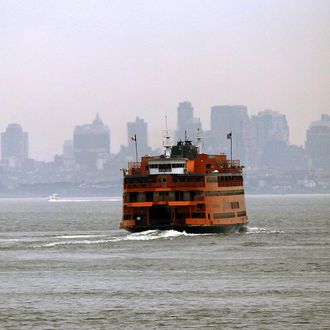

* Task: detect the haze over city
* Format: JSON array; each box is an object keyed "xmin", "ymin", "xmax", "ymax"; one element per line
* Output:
[{"xmin": 1, "ymin": 0, "xmax": 329, "ymax": 161}]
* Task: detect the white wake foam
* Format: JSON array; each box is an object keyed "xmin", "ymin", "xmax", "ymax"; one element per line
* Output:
[
  {"xmin": 55, "ymin": 234, "xmax": 105, "ymax": 239},
  {"xmin": 42, "ymin": 239, "xmax": 115, "ymax": 247},
  {"xmin": 247, "ymin": 227, "xmax": 285, "ymax": 234},
  {"xmin": 39, "ymin": 230, "xmax": 208, "ymax": 247},
  {"xmin": 124, "ymin": 230, "xmax": 209, "ymax": 241}
]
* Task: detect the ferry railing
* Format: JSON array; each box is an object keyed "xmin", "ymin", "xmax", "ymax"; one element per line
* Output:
[
  {"xmin": 226, "ymin": 160, "xmax": 240, "ymax": 167},
  {"xmin": 124, "ymin": 181, "xmax": 205, "ymax": 189},
  {"xmin": 125, "ymin": 162, "xmax": 142, "ymax": 175},
  {"xmin": 128, "ymin": 162, "xmax": 141, "ymax": 169}
]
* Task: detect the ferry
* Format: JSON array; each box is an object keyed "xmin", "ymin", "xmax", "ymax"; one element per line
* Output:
[
  {"xmin": 120, "ymin": 135, "xmax": 248, "ymax": 233},
  {"xmin": 48, "ymin": 193, "xmax": 59, "ymax": 202}
]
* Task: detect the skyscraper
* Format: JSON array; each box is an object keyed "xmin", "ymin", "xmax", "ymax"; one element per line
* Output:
[
  {"xmin": 209, "ymin": 105, "xmax": 252, "ymax": 166},
  {"xmin": 176, "ymin": 101, "xmax": 202, "ymax": 142},
  {"xmin": 73, "ymin": 114, "xmax": 110, "ymax": 170},
  {"xmin": 1, "ymin": 123, "xmax": 28, "ymax": 166},
  {"xmin": 251, "ymin": 109, "xmax": 289, "ymax": 167},
  {"xmin": 305, "ymin": 114, "xmax": 330, "ymax": 171}
]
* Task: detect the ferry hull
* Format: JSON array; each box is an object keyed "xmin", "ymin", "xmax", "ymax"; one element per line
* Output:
[{"xmin": 121, "ymin": 223, "xmax": 248, "ymax": 234}]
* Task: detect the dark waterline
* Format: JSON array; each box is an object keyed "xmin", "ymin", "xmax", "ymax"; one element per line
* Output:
[{"xmin": 0, "ymin": 195, "xmax": 329, "ymax": 329}]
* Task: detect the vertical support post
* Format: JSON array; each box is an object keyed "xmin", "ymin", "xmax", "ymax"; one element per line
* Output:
[
  {"xmin": 134, "ymin": 134, "xmax": 138, "ymax": 165},
  {"xmin": 227, "ymin": 132, "xmax": 232, "ymax": 163}
]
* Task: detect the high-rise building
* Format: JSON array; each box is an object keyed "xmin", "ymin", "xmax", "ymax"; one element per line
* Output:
[
  {"xmin": 127, "ymin": 116, "xmax": 151, "ymax": 157},
  {"xmin": 251, "ymin": 109, "xmax": 289, "ymax": 167},
  {"xmin": 209, "ymin": 105, "xmax": 252, "ymax": 166},
  {"xmin": 176, "ymin": 101, "xmax": 202, "ymax": 142},
  {"xmin": 1, "ymin": 123, "xmax": 28, "ymax": 166},
  {"xmin": 62, "ymin": 140, "xmax": 73, "ymax": 158},
  {"xmin": 73, "ymin": 114, "xmax": 110, "ymax": 170},
  {"xmin": 305, "ymin": 114, "xmax": 330, "ymax": 171}
]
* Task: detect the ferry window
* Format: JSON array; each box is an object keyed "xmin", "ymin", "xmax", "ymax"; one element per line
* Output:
[
  {"xmin": 237, "ymin": 211, "xmax": 246, "ymax": 217},
  {"xmin": 146, "ymin": 192, "xmax": 153, "ymax": 202},
  {"xmin": 231, "ymin": 201, "xmax": 240, "ymax": 209},
  {"xmin": 129, "ymin": 192, "xmax": 138, "ymax": 202},
  {"xmin": 214, "ymin": 213, "xmax": 235, "ymax": 219},
  {"xmin": 192, "ymin": 212, "xmax": 206, "ymax": 218},
  {"xmin": 206, "ymin": 176, "xmax": 217, "ymax": 183},
  {"xmin": 159, "ymin": 164, "xmax": 171, "ymax": 171}
]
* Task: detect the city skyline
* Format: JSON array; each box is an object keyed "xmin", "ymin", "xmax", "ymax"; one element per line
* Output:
[
  {"xmin": 1, "ymin": 102, "xmax": 328, "ymax": 162},
  {"xmin": 1, "ymin": 109, "xmax": 329, "ymax": 196},
  {"xmin": 1, "ymin": 1, "xmax": 329, "ymax": 160},
  {"xmin": 1, "ymin": 104, "xmax": 329, "ymax": 161},
  {"xmin": 2, "ymin": 106, "xmax": 328, "ymax": 164}
]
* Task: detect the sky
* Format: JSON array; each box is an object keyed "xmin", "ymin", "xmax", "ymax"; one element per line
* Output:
[{"xmin": 0, "ymin": 0, "xmax": 329, "ymax": 161}]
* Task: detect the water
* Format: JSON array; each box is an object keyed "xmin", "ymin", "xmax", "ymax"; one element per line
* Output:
[{"xmin": 0, "ymin": 195, "xmax": 329, "ymax": 329}]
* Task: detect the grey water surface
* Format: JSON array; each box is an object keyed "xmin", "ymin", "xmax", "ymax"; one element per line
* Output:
[{"xmin": 0, "ymin": 195, "xmax": 329, "ymax": 329}]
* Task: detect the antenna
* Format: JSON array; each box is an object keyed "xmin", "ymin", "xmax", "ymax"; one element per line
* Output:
[
  {"xmin": 196, "ymin": 128, "xmax": 203, "ymax": 154},
  {"xmin": 163, "ymin": 115, "xmax": 173, "ymax": 158}
]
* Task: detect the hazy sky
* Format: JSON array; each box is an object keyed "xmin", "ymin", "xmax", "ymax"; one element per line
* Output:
[{"xmin": 1, "ymin": 0, "xmax": 329, "ymax": 160}]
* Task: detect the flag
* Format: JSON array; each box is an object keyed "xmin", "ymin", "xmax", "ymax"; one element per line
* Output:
[
  {"xmin": 227, "ymin": 132, "xmax": 232, "ymax": 139},
  {"xmin": 131, "ymin": 134, "xmax": 136, "ymax": 141}
]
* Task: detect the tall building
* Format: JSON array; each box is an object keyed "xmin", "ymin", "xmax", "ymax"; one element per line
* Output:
[
  {"xmin": 251, "ymin": 109, "xmax": 289, "ymax": 167},
  {"xmin": 62, "ymin": 140, "xmax": 73, "ymax": 158},
  {"xmin": 127, "ymin": 116, "xmax": 151, "ymax": 157},
  {"xmin": 73, "ymin": 114, "xmax": 110, "ymax": 170},
  {"xmin": 176, "ymin": 101, "xmax": 202, "ymax": 142},
  {"xmin": 209, "ymin": 105, "xmax": 252, "ymax": 166},
  {"xmin": 1, "ymin": 123, "xmax": 28, "ymax": 166},
  {"xmin": 305, "ymin": 114, "xmax": 330, "ymax": 171}
]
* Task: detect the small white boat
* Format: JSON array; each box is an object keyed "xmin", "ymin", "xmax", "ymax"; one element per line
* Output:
[{"xmin": 48, "ymin": 194, "xmax": 59, "ymax": 202}]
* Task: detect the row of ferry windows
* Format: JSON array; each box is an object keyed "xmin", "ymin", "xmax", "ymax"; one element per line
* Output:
[
  {"xmin": 206, "ymin": 176, "xmax": 243, "ymax": 183},
  {"xmin": 124, "ymin": 176, "xmax": 204, "ymax": 184},
  {"xmin": 125, "ymin": 191, "xmax": 204, "ymax": 202},
  {"xmin": 124, "ymin": 190, "xmax": 244, "ymax": 202},
  {"xmin": 213, "ymin": 211, "xmax": 246, "ymax": 219},
  {"xmin": 124, "ymin": 175, "xmax": 242, "ymax": 185},
  {"xmin": 149, "ymin": 163, "xmax": 185, "ymax": 169},
  {"xmin": 123, "ymin": 211, "xmax": 246, "ymax": 220}
]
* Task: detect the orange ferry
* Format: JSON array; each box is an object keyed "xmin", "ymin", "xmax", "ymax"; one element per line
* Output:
[{"xmin": 120, "ymin": 138, "xmax": 248, "ymax": 233}]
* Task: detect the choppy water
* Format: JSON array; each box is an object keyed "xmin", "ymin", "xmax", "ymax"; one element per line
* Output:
[{"xmin": 0, "ymin": 195, "xmax": 329, "ymax": 329}]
